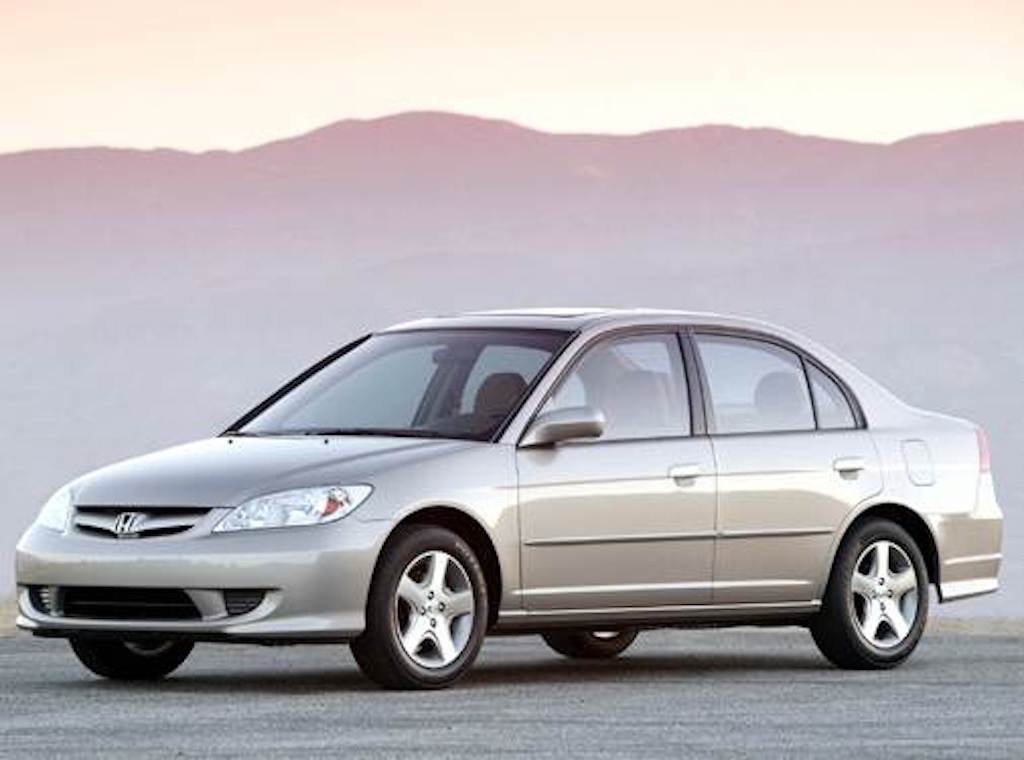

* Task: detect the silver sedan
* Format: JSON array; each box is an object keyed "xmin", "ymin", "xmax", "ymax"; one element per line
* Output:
[{"xmin": 16, "ymin": 309, "xmax": 1003, "ymax": 688}]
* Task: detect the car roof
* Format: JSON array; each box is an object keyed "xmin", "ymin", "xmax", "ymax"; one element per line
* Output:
[{"xmin": 381, "ymin": 307, "xmax": 776, "ymax": 334}]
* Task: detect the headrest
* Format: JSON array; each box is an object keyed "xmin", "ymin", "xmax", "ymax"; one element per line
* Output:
[
  {"xmin": 754, "ymin": 371, "xmax": 805, "ymax": 419},
  {"xmin": 474, "ymin": 372, "xmax": 528, "ymax": 416}
]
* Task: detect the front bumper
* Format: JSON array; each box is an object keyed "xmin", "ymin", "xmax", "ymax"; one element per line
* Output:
[{"xmin": 15, "ymin": 518, "xmax": 389, "ymax": 641}]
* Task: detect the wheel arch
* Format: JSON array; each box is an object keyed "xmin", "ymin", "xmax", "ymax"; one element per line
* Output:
[
  {"xmin": 379, "ymin": 506, "xmax": 503, "ymax": 627},
  {"xmin": 823, "ymin": 502, "xmax": 941, "ymax": 596}
]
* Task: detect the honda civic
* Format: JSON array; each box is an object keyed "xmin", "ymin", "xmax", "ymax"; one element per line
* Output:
[{"xmin": 16, "ymin": 309, "xmax": 1003, "ymax": 689}]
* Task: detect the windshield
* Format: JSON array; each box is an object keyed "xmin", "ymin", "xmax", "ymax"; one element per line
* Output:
[{"xmin": 238, "ymin": 329, "xmax": 572, "ymax": 441}]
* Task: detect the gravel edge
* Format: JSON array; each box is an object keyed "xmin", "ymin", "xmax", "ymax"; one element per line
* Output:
[{"xmin": 1, "ymin": 596, "xmax": 16, "ymax": 637}]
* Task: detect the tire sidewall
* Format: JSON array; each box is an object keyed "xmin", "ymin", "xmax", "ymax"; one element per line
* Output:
[
  {"xmin": 833, "ymin": 520, "xmax": 929, "ymax": 666},
  {"xmin": 371, "ymin": 526, "xmax": 488, "ymax": 688},
  {"xmin": 542, "ymin": 627, "xmax": 639, "ymax": 659},
  {"xmin": 70, "ymin": 637, "xmax": 193, "ymax": 680}
]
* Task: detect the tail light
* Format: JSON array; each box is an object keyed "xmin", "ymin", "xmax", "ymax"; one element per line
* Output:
[{"xmin": 977, "ymin": 427, "xmax": 991, "ymax": 473}]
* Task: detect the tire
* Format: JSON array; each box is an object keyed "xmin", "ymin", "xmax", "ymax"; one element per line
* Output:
[
  {"xmin": 542, "ymin": 628, "xmax": 639, "ymax": 659},
  {"xmin": 69, "ymin": 637, "xmax": 194, "ymax": 680},
  {"xmin": 811, "ymin": 518, "xmax": 929, "ymax": 669},
  {"xmin": 351, "ymin": 525, "xmax": 488, "ymax": 689}
]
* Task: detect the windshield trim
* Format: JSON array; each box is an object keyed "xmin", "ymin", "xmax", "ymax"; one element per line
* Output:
[{"xmin": 225, "ymin": 427, "xmax": 459, "ymax": 440}]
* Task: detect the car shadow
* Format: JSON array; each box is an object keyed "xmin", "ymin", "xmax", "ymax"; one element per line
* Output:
[
  {"xmin": 462, "ymin": 650, "xmax": 827, "ymax": 690},
  {"xmin": 49, "ymin": 649, "xmax": 828, "ymax": 695}
]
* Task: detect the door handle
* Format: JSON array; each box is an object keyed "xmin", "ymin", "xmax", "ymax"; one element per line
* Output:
[
  {"xmin": 833, "ymin": 456, "xmax": 866, "ymax": 474},
  {"xmin": 669, "ymin": 463, "xmax": 702, "ymax": 484}
]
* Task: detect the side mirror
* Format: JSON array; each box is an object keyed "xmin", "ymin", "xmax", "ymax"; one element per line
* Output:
[{"xmin": 520, "ymin": 406, "xmax": 605, "ymax": 448}]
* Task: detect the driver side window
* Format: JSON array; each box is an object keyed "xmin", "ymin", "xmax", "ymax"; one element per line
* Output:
[{"xmin": 543, "ymin": 333, "xmax": 690, "ymax": 440}]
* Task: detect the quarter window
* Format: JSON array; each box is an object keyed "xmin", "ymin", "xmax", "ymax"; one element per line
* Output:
[
  {"xmin": 542, "ymin": 334, "xmax": 690, "ymax": 440},
  {"xmin": 695, "ymin": 334, "xmax": 815, "ymax": 434},
  {"xmin": 808, "ymin": 364, "xmax": 856, "ymax": 429}
]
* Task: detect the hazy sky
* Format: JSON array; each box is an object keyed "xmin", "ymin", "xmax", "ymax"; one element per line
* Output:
[{"xmin": 2, "ymin": 0, "xmax": 1022, "ymax": 152}]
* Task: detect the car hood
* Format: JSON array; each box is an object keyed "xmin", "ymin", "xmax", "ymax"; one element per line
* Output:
[{"xmin": 71, "ymin": 436, "xmax": 475, "ymax": 508}]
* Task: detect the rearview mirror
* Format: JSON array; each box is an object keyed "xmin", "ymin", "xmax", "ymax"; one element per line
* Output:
[{"xmin": 520, "ymin": 406, "xmax": 605, "ymax": 448}]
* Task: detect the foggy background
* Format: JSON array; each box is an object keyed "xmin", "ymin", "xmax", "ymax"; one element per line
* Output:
[{"xmin": 1, "ymin": 112, "xmax": 1020, "ymax": 615}]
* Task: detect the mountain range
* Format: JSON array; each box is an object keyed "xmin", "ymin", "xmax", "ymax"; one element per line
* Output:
[{"xmin": 3, "ymin": 113, "xmax": 1022, "ymax": 260}]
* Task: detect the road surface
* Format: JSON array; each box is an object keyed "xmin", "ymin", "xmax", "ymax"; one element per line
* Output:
[{"xmin": 1, "ymin": 627, "xmax": 1022, "ymax": 758}]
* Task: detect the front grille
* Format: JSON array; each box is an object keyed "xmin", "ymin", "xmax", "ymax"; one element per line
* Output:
[
  {"xmin": 27, "ymin": 586, "xmax": 270, "ymax": 621},
  {"xmin": 59, "ymin": 587, "xmax": 201, "ymax": 621},
  {"xmin": 223, "ymin": 589, "xmax": 266, "ymax": 616},
  {"xmin": 73, "ymin": 506, "xmax": 211, "ymax": 539}
]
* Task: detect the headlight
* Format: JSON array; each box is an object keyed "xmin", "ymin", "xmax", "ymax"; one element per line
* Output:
[
  {"xmin": 213, "ymin": 485, "xmax": 373, "ymax": 533},
  {"xmin": 36, "ymin": 485, "xmax": 73, "ymax": 532}
]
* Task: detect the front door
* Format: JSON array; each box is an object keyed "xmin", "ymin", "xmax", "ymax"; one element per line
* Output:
[{"xmin": 517, "ymin": 332, "xmax": 717, "ymax": 610}]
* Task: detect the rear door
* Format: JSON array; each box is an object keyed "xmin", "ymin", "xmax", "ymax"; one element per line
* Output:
[{"xmin": 690, "ymin": 331, "xmax": 882, "ymax": 604}]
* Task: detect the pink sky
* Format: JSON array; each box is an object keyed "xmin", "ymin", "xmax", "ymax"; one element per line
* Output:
[{"xmin": 1, "ymin": 0, "xmax": 1022, "ymax": 152}]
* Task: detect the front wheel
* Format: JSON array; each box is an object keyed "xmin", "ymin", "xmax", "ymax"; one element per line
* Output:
[
  {"xmin": 542, "ymin": 628, "xmax": 639, "ymax": 659},
  {"xmin": 811, "ymin": 518, "xmax": 929, "ymax": 669},
  {"xmin": 351, "ymin": 526, "xmax": 488, "ymax": 689},
  {"xmin": 69, "ymin": 637, "xmax": 194, "ymax": 680}
]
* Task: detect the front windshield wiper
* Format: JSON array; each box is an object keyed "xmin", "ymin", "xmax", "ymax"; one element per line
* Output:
[{"xmin": 257, "ymin": 427, "xmax": 458, "ymax": 440}]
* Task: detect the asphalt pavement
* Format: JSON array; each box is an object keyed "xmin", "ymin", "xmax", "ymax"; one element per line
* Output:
[{"xmin": 1, "ymin": 627, "xmax": 1022, "ymax": 758}]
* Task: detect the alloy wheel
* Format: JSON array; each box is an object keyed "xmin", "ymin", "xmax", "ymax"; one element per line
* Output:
[
  {"xmin": 851, "ymin": 540, "xmax": 919, "ymax": 648},
  {"xmin": 393, "ymin": 550, "xmax": 475, "ymax": 668},
  {"xmin": 123, "ymin": 640, "xmax": 177, "ymax": 657}
]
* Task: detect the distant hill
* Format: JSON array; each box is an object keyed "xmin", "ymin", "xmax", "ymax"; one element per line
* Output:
[
  {"xmin": 3, "ymin": 113, "xmax": 1022, "ymax": 260},
  {"xmin": 1, "ymin": 113, "xmax": 1021, "ymax": 615}
]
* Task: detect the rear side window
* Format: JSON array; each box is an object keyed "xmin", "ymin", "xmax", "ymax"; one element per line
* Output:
[
  {"xmin": 807, "ymin": 364, "xmax": 856, "ymax": 429},
  {"xmin": 694, "ymin": 334, "xmax": 814, "ymax": 434}
]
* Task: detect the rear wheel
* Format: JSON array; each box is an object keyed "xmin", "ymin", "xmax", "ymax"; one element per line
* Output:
[
  {"xmin": 69, "ymin": 637, "xmax": 193, "ymax": 680},
  {"xmin": 811, "ymin": 518, "xmax": 928, "ymax": 669},
  {"xmin": 542, "ymin": 628, "xmax": 639, "ymax": 659},
  {"xmin": 351, "ymin": 526, "xmax": 488, "ymax": 689}
]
